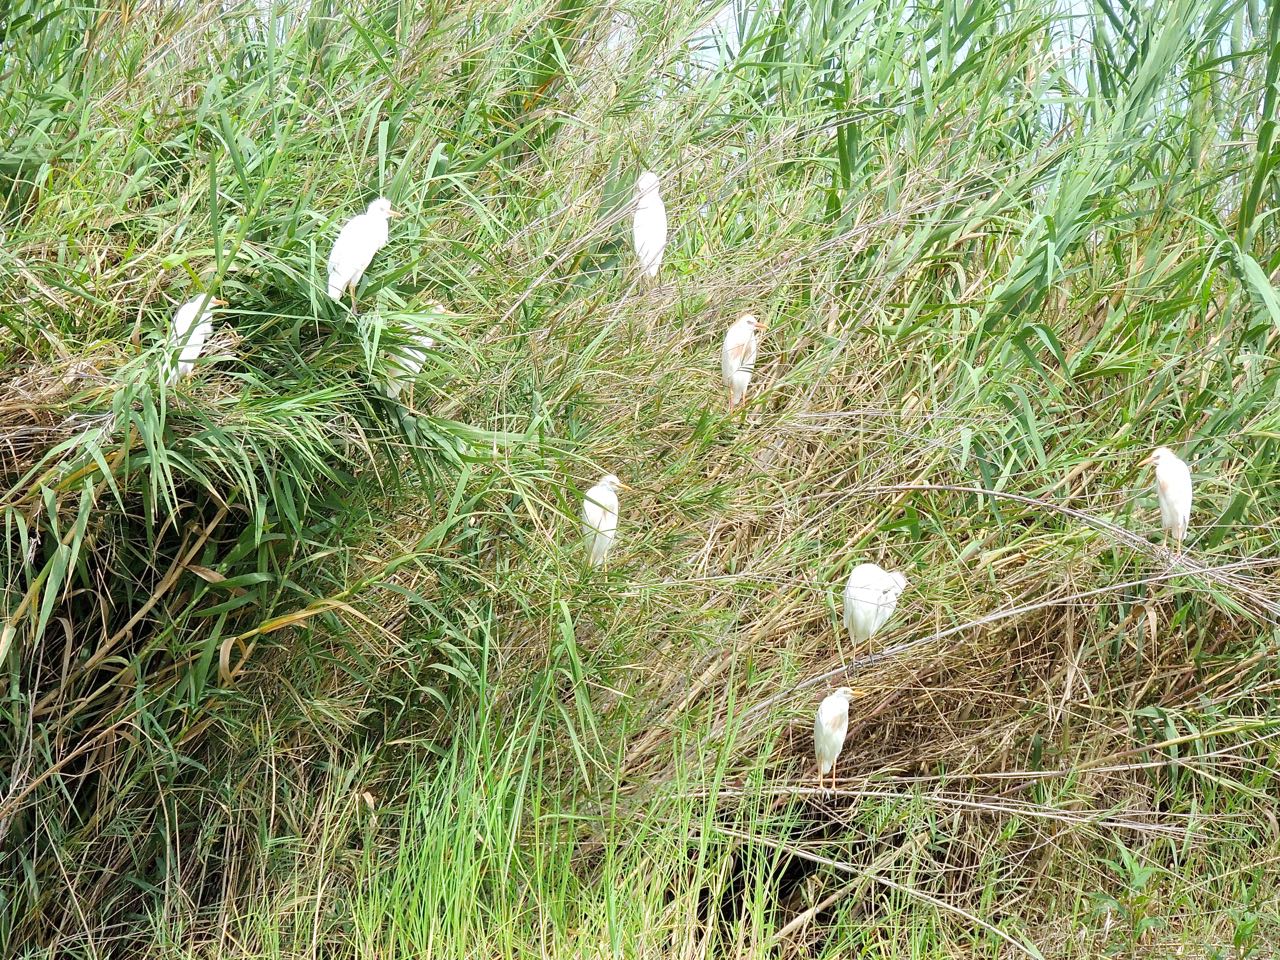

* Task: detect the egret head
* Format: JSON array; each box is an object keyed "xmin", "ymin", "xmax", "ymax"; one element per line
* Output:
[
  {"xmin": 600, "ymin": 473, "xmax": 628, "ymax": 492},
  {"xmin": 177, "ymin": 296, "xmax": 213, "ymax": 316},
  {"xmin": 888, "ymin": 571, "xmax": 908, "ymax": 595},
  {"xmin": 740, "ymin": 313, "xmax": 767, "ymax": 334},
  {"xmin": 368, "ymin": 196, "xmax": 398, "ymax": 218},
  {"xmin": 634, "ymin": 171, "xmax": 660, "ymax": 199},
  {"xmin": 834, "ymin": 686, "xmax": 856, "ymax": 701},
  {"xmin": 1145, "ymin": 446, "xmax": 1176, "ymax": 469}
]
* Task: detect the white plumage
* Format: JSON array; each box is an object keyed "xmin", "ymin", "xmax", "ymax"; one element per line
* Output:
[
  {"xmin": 720, "ymin": 313, "xmax": 767, "ymax": 409},
  {"xmin": 327, "ymin": 197, "xmax": 397, "ymax": 303},
  {"xmin": 384, "ymin": 303, "xmax": 444, "ymax": 401},
  {"xmin": 167, "ymin": 294, "xmax": 225, "ymax": 385},
  {"xmin": 1147, "ymin": 446, "xmax": 1192, "ymax": 551},
  {"xmin": 582, "ymin": 474, "xmax": 626, "ymax": 568},
  {"xmin": 384, "ymin": 332, "xmax": 436, "ymax": 400},
  {"xmin": 814, "ymin": 687, "xmax": 855, "ymax": 787},
  {"xmin": 843, "ymin": 562, "xmax": 907, "ymax": 644},
  {"xmin": 631, "ymin": 171, "xmax": 667, "ymax": 280}
]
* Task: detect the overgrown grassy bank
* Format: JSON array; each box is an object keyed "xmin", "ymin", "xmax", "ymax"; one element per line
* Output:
[{"xmin": 3, "ymin": 0, "xmax": 1280, "ymax": 956}]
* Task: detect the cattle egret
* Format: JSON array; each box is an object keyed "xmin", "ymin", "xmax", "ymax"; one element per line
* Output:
[
  {"xmin": 631, "ymin": 171, "xmax": 667, "ymax": 281},
  {"xmin": 167, "ymin": 295, "xmax": 226, "ymax": 385},
  {"xmin": 384, "ymin": 331, "xmax": 436, "ymax": 400},
  {"xmin": 721, "ymin": 313, "xmax": 767, "ymax": 410},
  {"xmin": 814, "ymin": 687, "xmax": 856, "ymax": 789},
  {"xmin": 843, "ymin": 563, "xmax": 907, "ymax": 644},
  {"xmin": 1145, "ymin": 446, "xmax": 1192, "ymax": 552},
  {"xmin": 384, "ymin": 303, "xmax": 445, "ymax": 401},
  {"xmin": 582, "ymin": 474, "xmax": 627, "ymax": 568},
  {"xmin": 327, "ymin": 197, "xmax": 398, "ymax": 306}
]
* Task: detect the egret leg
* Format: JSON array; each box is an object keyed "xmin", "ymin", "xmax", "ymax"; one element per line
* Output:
[{"xmin": 348, "ymin": 280, "xmax": 357, "ymax": 311}]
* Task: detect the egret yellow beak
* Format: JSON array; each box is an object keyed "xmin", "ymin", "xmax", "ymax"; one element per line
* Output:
[
  {"xmin": 388, "ymin": 208, "xmax": 403, "ymax": 218},
  {"xmin": 1141, "ymin": 454, "xmax": 1155, "ymax": 467},
  {"xmin": 211, "ymin": 298, "xmax": 228, "ymax": 307}
]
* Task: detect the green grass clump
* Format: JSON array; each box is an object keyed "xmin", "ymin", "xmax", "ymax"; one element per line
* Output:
[{"xmin": 3, "ymin": 0, "xmax": 1280, "ymax": 956}]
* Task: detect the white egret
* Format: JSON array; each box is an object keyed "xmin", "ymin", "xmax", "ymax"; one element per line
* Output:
[
  {"xmin": 631, "ymin": 171, "xmax": 667, "ymax": 281},
  {"xmin": 384, "ymin": 303, "xmax": 444, "ymax": 401},
  {"xmin": 843, "ymin": 562, "xmax": 907, "ymax": 644},
  {"xmin": 167, "ymin": 294, "xmax": 226, "ymax": 385},
  {"xmin": 327, "ymin": 197, "xmax": 398, "ymax": 306},
  {"xmin": 1145, "ymin": 446, "xmax": 1192, "ymax": 552},
  {"xmin": 384, "ymin": 332, "xmax": 436, "ymax": 401},
  {"xmin": 582, "ymin": 474, "xmax": 627, "ymax": 568},
  {"xmin": 721, "ymin": 313, "xmax": 767, "ymax": 410},
  {"xmin": 814, "ymin": 687, "xmax": 856, "ymax": 789}
]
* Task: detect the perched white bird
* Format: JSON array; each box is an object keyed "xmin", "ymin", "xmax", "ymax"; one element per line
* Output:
[
  {"xmin": 814, "ymin": 687, "xmax": 856, "ymax": 788},
  {"xmin": 167, "ymin": 294, "xmax": 226, "ymax": 385},
  {"xmin": 721, "ymin": 314, "xmax": 767, "ymax": 410},
  {"xmin": 631, "ymin": 171, "xmax": 667, "ymax": 281},
  {"xmin": 1146, "ymin": 446, "xmax": 1192, "ymax": 552},
  {"xmin": 843, "ymin": 563, "xmax": 907, "ymax": 644},
  {"xmin": 384, "ymin": 332, "xmax": 436, "ymax": 401},
  {"xmin": 384, "ymin": 303, "xmax": 445, "ymax": 401},
  {"xmin": 582, "ymin": 474, "xmax": 627, "ymax": 568},
  {"xmin": 327, "ymin": 197, "xmax": 398, "ymax": 305}
]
